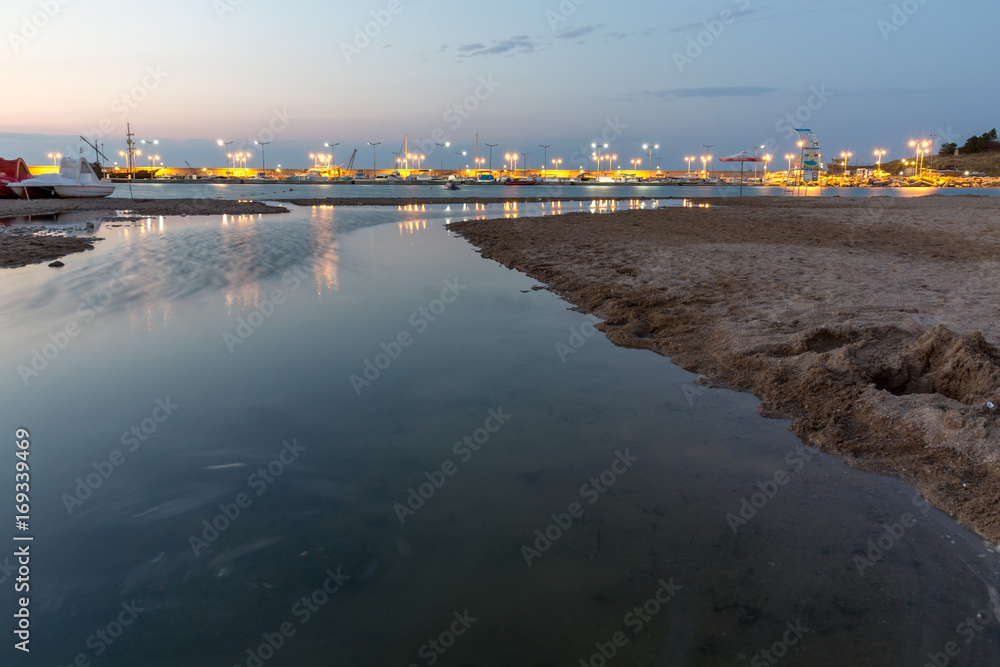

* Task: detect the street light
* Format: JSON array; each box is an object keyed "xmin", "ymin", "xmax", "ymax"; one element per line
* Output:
[
  {"xmin": 505, "ymin": 153, "xmax": 518, "ymax": 173},
  {"xmin": 551, "ymin": 158, "xmax": 563, "ymax": 174},
  {"xmin": 368, "ymin": 142, "xmax": 381, "ymax": 177},
  {"xmin": 484, "ymin": 143, "xmax": 498, "ymax": 173},
  {"xmin": 642, "ymin": 143, "xmax": 659, "ymax": 179},
  {"xmin": 455, "ymin": 150, "xmax": 466, "ymax": 170},
  {"xmin": 685, "ymin": 156, "xmax": 695, "ymax": 175},
  {"xmin": 592, "ymin": 142, "xmax": 608, "ymax": 175},
  {"xmin": 873, "ymin": 149, "xmax": 887, "ymax": 175},
  {"xmin": 255, "ymin": 141, "xmax": 270, "ymax": 173},
  {"xmin": 325, "ymin": 142, "xmax": 339, "ymax": 175},
  {"xmin": 539, "ymin": 144, "xmax": 552, "ymax": 174},
  {"xmin": 142, "ymin": 139, "xmax": 158, "ymax": 167},
  {"xmin": 520, "ymin": 152, "xmax": 530, "ymax": 176},
  {"xmin": 218, "ymin": 140, "xmax": 233, "ymax": 169},
  {"xmin": 840, "ymin": 151, "xmax": 852, "ymax": 177},
  {"xmin": 436, "ymin": 141, "xmax": 450, "ymax": 172},
  {"xmin": 48, "ymin": 152, "xmax": 62, "ymax": 166}
]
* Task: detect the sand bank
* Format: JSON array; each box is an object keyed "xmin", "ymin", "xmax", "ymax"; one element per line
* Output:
[{"xmin": 451, "ymin": 195, "xmax": 1000, "ymax": 543}]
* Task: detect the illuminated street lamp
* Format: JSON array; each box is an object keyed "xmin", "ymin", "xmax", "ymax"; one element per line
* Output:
[
  {"xmin": 367, "ymin": 142, "xmax": 381, "ymax": 177},
  {"xmin": 642, "ymin": 143, "xmax": 659, "ymax": 179},
  {"xmin": 218, "ymin": 140, "xmax": 233, "ymax": 169},
  {"xmin": 520, "ymin": 152, "xmax": 530, "ymax": 175},
  {"xmin": 592, "ymin": 142, "xmax": 608, "ymax": 175},
  {"xmin": 551, "ymin": 158, "xmax": 563, "ymax": 173},
  {"xmin": 48, "ymin": 152, "xmax": 62, "ymax": 166},
  {"xmin": 484, "ymin": 143, "xmax": 498, "ymax": 173},
  {"xmin": 873, "ymin": 149, "xmax": 887, "ymax": 175},
  {"xmin": 325, "ymin": 142, "xmax": 339, "ymax": 175},
  {"xmin": 685, "ymin": 156, "xmax": 695, "ymax": 175},
  {"xmin": 840, "ymin": 151, "xmax": 852, "ymax": 178},
  {"xmin": 436, "ymin": 141, "xmax": 450, "ymax": 171},
  {"xmin": 539, "ymin": 144, "xmax": 552, "ymax": 173},
  {"xmin": 505, "ymin": 153, "xmax": 518, "ymax": 173},
  {"xmin": 141, "ymin": 139, "xmax": 158, "ymax": 167},
  {"xmin": 455, "ymin": 150, "xmax": 466, "ymax": 170}
]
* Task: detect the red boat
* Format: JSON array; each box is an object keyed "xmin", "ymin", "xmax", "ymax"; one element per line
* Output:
[
  {"xmin": 504, "ymin": 177, "xmax": 538, "ymax": 186},
  {"xmin": 0, "ymin": 158, "xmax": 36, "ymax": 198}
]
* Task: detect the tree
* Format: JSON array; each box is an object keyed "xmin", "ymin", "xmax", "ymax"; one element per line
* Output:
[
  {"xmin": 961, "ymin": 129, "xmax": 1000, "ymax": 155},
  {"xmin": 939, "ymin": 142, "xmax": 957, "ymax": 156}
]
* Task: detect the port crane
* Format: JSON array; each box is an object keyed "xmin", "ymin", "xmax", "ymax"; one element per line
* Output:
[{"xmin": 337, "ymin": 149, "xmax": 357, "ymax": 176}]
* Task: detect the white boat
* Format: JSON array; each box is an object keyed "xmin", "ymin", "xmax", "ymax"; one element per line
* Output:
[{"xmin": 9, "ymin": 157, "xmax": 114, "ymax": 199}]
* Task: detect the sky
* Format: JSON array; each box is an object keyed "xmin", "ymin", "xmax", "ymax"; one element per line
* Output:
[{"xmin": 2, "ymin": 0, "xmax": 998, "ymax": 171}]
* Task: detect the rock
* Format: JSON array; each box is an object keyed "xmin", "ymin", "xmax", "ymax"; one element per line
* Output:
[{"xmin": 48, "ymin": 261, "xmax": 65, "ymax": 268}]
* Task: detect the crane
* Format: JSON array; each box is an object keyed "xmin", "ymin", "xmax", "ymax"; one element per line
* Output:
[{"xmin": 338, "ymin": 149, "xmax": 357, "ymax": 176}]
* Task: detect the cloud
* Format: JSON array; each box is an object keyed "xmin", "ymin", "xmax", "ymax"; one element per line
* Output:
[
  {"xmin": 638, "ymin": 86, "xmax": 778, "ymax": 99},
  {"xmin": 454, "ymin": 35, "xmax": 539, "ymax": 58},
  {"xmin": 557, "ymin": 24, "xmax": 602, "ymax": 40}
]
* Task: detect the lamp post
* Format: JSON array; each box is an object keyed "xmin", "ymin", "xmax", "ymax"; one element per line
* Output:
[
  {"xmin": 551, "ymin": 158, "xmax": 562, "ymax": 175},
  {"xmin": 701, "ymin": 144, "xmax": 715, "ymax": 177},
  {"xmin": 685, "ymin": 156, "xmax": 694, "ymax": 175},
  {"xmin": 642, "ymin": 143, "xmax": 659, "ymax": 179},
  {"xmin": 142, "ymin": 139, "xmax": 158, "ymax": 167},
  {"xmin": 505, "ymin": 153, "xmax": 518, "ymax": 174},
  {"xmin": 255, "ymin": 140, "xmax": 270, "ymax": 173},
  {"xmin": 455, "ymin": 150, "xmax": 466, "ymax": 170},
  {"xmin": 520, "ymin": 152, "xmax": 530, "ymax": 176},
  {"xmin": 48, "ymin": 152, "xmax": 62, "ymax": 166},
  {"xmin": 873, "ymin": 149, "xmax": 886, "ymax": 176},
  {"xmin": 592, "ymin": 142, "xmax": 608, "ymax": 175},
  {"xmin": 840, "ymin": 151, "xmax": 852, "ymax": 178},
  {"xmin": 367, "ymin": 141, "xmax": 381, "ymax": 178},
  {"xmin": 539, "ymin": 144, "xmax": 552, "ymax": 174},
  {"xmin": 435, "ymin": 141, "xmax": 450, "ymax": 172},
  {"xmin": 218, "ymin": 140, "xmax": 233, "ymax": 169},
  {"xmin": 324, "ymin": 142, "xmax": 339, "ymax": 175},
  {"xmin": 763, "ymin": 155, "xmax": 771, "ymax": 180},
  {"xmin": 484, "ymin": 143, "xmax": 498, "ymax": 173}
]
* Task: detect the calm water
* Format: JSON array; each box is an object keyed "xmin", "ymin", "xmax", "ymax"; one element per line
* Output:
[
  {"xmin": 106, "ymin": 180, "xmax": 1000, "ymax": 201},
  {"xmin": 1, "ymin": 203, "xmax": 999, "ymax": 666}
]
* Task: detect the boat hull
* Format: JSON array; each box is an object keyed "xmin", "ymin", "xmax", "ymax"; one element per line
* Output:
[
  {"xmin": 52, "ymin": 185, "xmax": 115, "ymax": 198},
  {"xmin": 8, "ymin": 184, "xmax": 58, "ymax": 199}
]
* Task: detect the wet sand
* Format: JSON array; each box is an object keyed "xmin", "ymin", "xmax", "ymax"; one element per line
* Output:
[{"xmin": 451, "ymin": 195, "xmax": 1000, "ymax": 543}]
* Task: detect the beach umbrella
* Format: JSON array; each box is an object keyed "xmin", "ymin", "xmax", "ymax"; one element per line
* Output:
[{"xmin": 718, "ymin": 150, "xmax": 762, "ymax": 196}]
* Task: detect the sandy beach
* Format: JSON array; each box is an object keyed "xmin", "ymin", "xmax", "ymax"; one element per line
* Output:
[{"xmin": 451, "ymin": 195, "xmax": 1000, "ymax": 543}]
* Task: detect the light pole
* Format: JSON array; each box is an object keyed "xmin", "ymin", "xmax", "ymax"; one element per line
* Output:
[
  {"xmin": 218, "ymin": 140, "xmax": 233, "ymax": 169},
  {"xmin": 551, "ymin": 158, "xmax": 562, "ymax": 174},
  {"xmin": 592, "ymin": 142, "xmax": 608, "ymax": 175},
  {"xmin": 367, "ymin": 141, "xmax": 381, "ymax": 178},
  {"xmin": 840, "ymin": 151, "xmax": 852, "ymax": 178},
  {"xmin": 255, "ymin": 141, "xmax": 270, "ymax": 173},
  {"xmin": 701, "ymin": 144, "xmax": 715, "ymax": 176},
  {"xmin": 324, "ymin": 142, "xmax": 339, "ymax": 175},
  {"xmin": 539, "ymin": 144, "xmax": 551, "ymax": 174},
  {"xmin": 505, "ymin": 153, "xmax": 518, "ymax": 174},
  {"xmin": 685, "ymin": 156, "xmax": 694, "ymax": 175},
  {"xmin": 873, "ymin": 149, "xmax": 886, "ymax": 176},
  {"xmin": 435, "ymin": 141, "xmax": 450, "ymax": 172},
  {"xmin": 48, "ymin": 152, "xmax": 62, "ymax": 166},
  {"xmin": 642, "ymin": 143, "xmax": 659, "ymax": 179},
  {"xmin": 142, "ymin": 139, "xmax": 158, "ymax": 167},
  {"xmin": 520, "ymin": 152, "xmax": 530, "ymax": 176},
  {"xmin": 484, "ymin": 143, "xmax": 498, "ymax": 173},
  {"xmin": 455, "ymin": 150, "xmax": 466, "ymax": 170}
]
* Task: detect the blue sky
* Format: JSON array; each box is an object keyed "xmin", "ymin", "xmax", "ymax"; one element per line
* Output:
[{"xmin": 2, "ymin": 0, "xmax": 997, "ymax": 170}]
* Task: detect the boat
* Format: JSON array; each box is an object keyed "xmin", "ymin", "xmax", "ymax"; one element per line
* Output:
[
  {"xmin": 444, "ymin": 181, "xmax": 460, "ymax": 190},
  {"xmin": 9, "ymin": 157, "xmax": 114, "ymax": 199},
  {"xmin": 0, "ymin": 158, "xmax": 34, "ymax": 198},
  {"xmin": 504, "ymin": 177, "xmax": 537, "ymax": 186}
]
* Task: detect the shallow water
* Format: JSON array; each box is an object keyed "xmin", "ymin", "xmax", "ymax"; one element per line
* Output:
[
  {"xmin": 105, "ymin": 180, "xmax": 1000, "ymax": 201},
  {"xmin": 1, "ymin": 203, "xmax": 999, "ymax": 666}
]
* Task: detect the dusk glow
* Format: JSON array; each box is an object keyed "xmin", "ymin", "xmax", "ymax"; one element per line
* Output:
[{"xmin": 3, "ymin": 0, "xmax": 997, "ymax": 168}]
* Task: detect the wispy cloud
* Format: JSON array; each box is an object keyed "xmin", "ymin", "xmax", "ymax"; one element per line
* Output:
[
  {"xmin": 454, "ymin": 35, "xmax": 539, "ymax": 58},
  {"xmin": 557, "ymin": 24, "xmax": 602, "ymax": 40},
  {"xmin": 638, "ymin": 86, "xmax": 778, "ymax": 100}
]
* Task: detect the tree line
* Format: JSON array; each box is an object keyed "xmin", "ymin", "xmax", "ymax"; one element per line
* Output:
[{"xmin": 940, "ymin": 129, "xmax": 999, "ymax": 156}]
